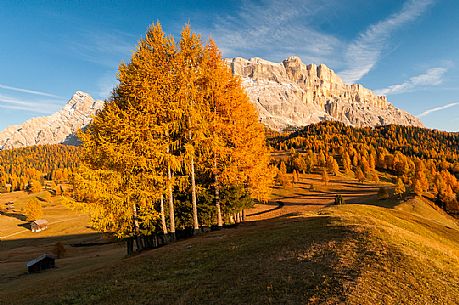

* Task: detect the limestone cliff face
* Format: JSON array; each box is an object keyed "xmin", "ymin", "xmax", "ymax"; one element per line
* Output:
[
  {"xmin": 0, "ymin": 91, "xmax": 104, "ymax": 150},
  {"xmin": 0, "ymin": 57, "xmax": 423, "ymax": 149},
  {"xmin": 225, "ymin": 56, "xmax": 424, "ymax": 130}
]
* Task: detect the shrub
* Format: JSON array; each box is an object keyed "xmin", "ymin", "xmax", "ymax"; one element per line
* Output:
[
  {"xmin": 377, "ymin": 187, "xmax": 390, "ymax": 200},
  {"xmin": 334, "ymin": 194, "xmax": 345, "ymax": 205},
  {"xmin": 23, "ymin": 198, "xmax": 43, "ymax": 221},
  {"xmin": 26, "ymin": 180, "xmax": 42, "ymax": 193},
  {"xmin": 54, "ymin": 242, "xmax": 66, "ymax": 258}
]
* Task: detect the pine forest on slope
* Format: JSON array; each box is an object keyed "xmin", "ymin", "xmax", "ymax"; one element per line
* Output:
[{"xmin": 1, "ymin": 121, "xmax": 459, "ymax": 219}]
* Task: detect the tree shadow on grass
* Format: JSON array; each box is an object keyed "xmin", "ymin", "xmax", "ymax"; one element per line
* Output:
[
  {"xmin": 1, "ymin": 210, "xmax": 414, "ymax": 305},
  {"xmin": 50, "ymin": 214, "xmax": 378, "ymax": 305},
  {"xmin": 0, "ymin": 210, "xmax": 27, "ymax": 221},
  {"xmin": 17, "ymin": 222, "xmax": 31, "ymax": 230},
  {"xmin": 247, "ymin": 201, "xmax": 284, "ymax": 216}
]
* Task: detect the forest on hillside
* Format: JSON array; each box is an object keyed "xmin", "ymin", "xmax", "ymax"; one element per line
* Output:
[
  {"xmin": 270, "ymin": 121, "xmax": 459, "ymax": 213},
  {"xmin": 0, "ymin": 144, "xmax": 79, "ymax": 193}
]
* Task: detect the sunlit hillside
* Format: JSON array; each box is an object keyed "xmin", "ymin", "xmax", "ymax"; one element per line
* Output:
[
  {"xmin": 1, "ymin": 174, "xmax": 458, "ymax": 305},
  {"xmin": 1, "ymin": 8, "xmax": 459, "ymax": 305}
]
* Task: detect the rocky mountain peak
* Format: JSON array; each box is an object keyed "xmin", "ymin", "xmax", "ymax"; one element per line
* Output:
[
  {"xmin": 225, "ymin": 56, "xmax": 423, "ymax": 130},
  {"xmin": 0, "ymin": 56, "xmax": 425, "ymax": 150},
  {"xmin": 0, "ymin": 91, "xmax": 104, "ymax": 150}
]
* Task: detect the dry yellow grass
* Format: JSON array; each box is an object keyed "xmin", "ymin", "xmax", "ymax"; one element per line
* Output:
[
  {"xmin": 321, "ymin": 199, "xmax": 459, "ymax": 304},
  {"xmin": 0, "ymin": 191, "xmax": 93, "ymax": 239},
  {"xmin": 0, "ymin": 191, "xmax": 125, "ymax": 288},
  {"xmin": 0, "ymin": 175, "xmax": 458, "ymax": 304}
]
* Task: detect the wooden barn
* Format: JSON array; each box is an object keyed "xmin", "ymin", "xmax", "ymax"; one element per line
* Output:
[
  {"xmin": 26, "ymin": 254, "xmax": 56, "ymax": 273},
  {"xmin": 31, "ymin": 219, "xmax": 49, "ymax": 232}
]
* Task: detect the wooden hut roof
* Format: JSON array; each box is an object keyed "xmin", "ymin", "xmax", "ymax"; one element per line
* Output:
[
  {"xmin": 26, "ymin": 254, "xmax": 56, "ymax": 267},
  {"xmin": 32, "ymin": 219, "xmax": 49, "ymax": 226}
]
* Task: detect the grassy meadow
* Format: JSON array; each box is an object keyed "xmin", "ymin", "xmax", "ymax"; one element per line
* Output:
[
  {"xmin": 0, "ymin": 173, "xmax": 458, "ymax": 304},
  {"xmin": 0, "ymin": 190, "xmax": 125, "ymax": 290}
]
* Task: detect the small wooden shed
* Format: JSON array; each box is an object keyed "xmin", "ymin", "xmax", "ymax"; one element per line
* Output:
[
  {"xmin": 5, "ymin": 201, "xmax": 14, "ymax": 211},
  {"xmin": 31, "ymin": 219, "xmax": 49, "ymax": 232},
  {"xmin": 26, "ymin": 254, "xmax": 56, "ymax": 273}
]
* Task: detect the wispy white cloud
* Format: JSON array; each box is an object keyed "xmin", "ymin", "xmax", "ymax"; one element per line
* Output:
[
  {"xmin": 0, "ymin": 94, "xmax": 61, "ymax": 114},
  {"xmin": 64, "ymin": 29, "xmax": 135, "ymax": 101},
  {"xmin": 375, "ymin": 67, "xmax": 448, "ymax": 95},
  {"xmin": 96, "ymin": 72, "xmax": 118, "ymax": 100},
  {"xmin": 0, "ymin": 83, "xmax": 61, "ymax": 98},
  {"xmin": 0, "ymin": 104, "xmax": 54, "ymax": 114},
  {"xmin": 206, "ymin": 0, "xmax": 434, "ymax": 84},
  {"xmin": 205, "ymin": 0, "xmax": 343, "ymax": 64},
  {"xmin": 339, "ymin": 0, "xmax": 434, "ymax": 83},
  {"xmin": 417, "ymin": 102, "xmax": 459, "ymax": 118},
  {"xmin": 68, "ymin": 29, "xmax": 136, "ymax": 68}
]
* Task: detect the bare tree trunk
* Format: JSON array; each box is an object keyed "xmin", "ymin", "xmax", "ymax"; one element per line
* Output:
[
  {"xmin": 167, "ymin": 162, "xmax": 175, "ymax": 235},
  {"xmin": 242, "ymin": 209, "xmax": 246, "ymax": 222},
  {"xmin": 126, "ymin": 238, "xmax": 134, "ymax": 256},
  {"xmin": 188, "ymin": 118, "xmax": 199, "ymax": 232},
  {"xmin": 160, "ymin": 194, "xmax": 168, "ymax": 234},
  {"xmin": 215, "ymin": 186, "xmax": 223, "ymax": 227},
  {"xmin": 132, "ymin": 202, "xmax": 141, "ymax": 250},
  {"xmin": 213, "ymin": 158, "xmax": 223, "ymax": 227},
  {"xmin": 165, "ymin": 127, "xmax": 176, "ymax": 239},
  {"xmin": 132, "ymin": 203, "xmax": 140, "ymax": 234},
  {"xmin": 190, "ymin": 154, "xmax": 199, "ymax": 231}
]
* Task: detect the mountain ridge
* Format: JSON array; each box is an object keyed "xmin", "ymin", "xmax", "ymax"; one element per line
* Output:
[
  {"xmin": 0, "ymin": 56, "xmax": 425, "ymax": 149},
  {"xmin": 0, "ymin": 91, "xmax": 104, "ymax": 150},
  {"xmin": 225, "ymin": 56, "xmax": 423, "ymax": 130}
]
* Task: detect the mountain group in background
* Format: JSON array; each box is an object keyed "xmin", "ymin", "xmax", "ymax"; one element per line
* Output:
[
  {"xmin": 0, "ymin": 91, "xmax": 104, "ymax": 150},
  {"xmin": 0, "ymin": 56, "xmax": 428, "ymax": 150},
  {"xmin": 1, "ymin": 15, "xmax": 458, "ymax": 304},
  {"xmin": 226, "ymin": 56, "xmax": 423, "ymax": 130}
]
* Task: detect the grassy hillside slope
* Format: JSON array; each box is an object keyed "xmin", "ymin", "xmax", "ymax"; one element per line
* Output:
[{"xmin": 1, "ymin": 194, "xmax": 458, "ymax": 305}]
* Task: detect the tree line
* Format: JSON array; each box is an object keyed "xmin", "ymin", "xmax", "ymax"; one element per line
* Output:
[
  {"xmin": 270, "ymin": 121, "xmax": 459, "ymax": 213},
  {"xmin": 0, "ymin": 145, "xmax": 78, "ymax": 193}
]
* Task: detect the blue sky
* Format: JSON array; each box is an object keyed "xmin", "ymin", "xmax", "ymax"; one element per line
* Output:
[{"xmin": 0, "ymin": 0, "xmax": 458, "ymax": 131}]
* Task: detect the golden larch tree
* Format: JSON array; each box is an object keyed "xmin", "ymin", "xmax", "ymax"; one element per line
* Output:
[
  {"xmin": 74, "ymin": 23, "xmax": 176, "ymax": 238},
  {"xmin": 197, "ymin": 40, "xmax": 273, "ymax": 225}
]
